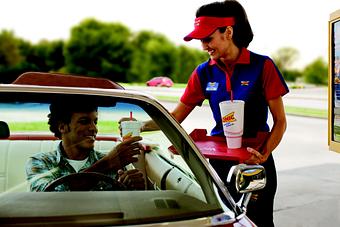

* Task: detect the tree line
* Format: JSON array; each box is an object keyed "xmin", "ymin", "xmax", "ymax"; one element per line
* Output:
[
  {"xmin": 0, "ymin": 18, "xmax": 328, "ymax": 85},
  {"xmin": 0, "ymin": 18, "xmax": 207, "ymax": 84},
  {"xmin": 272, "ymin": 47, "xmax": 328, "ymax": 86}
]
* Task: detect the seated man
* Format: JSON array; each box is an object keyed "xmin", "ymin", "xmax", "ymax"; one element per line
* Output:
[{"xmin": 26, "ymin": 101, "xmax": 145, "ymax": 191}]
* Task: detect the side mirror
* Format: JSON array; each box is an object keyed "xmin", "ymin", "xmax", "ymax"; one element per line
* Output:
[{"xmin": 227, "ymin": 164, "xmax": 266, "ymax": 194}]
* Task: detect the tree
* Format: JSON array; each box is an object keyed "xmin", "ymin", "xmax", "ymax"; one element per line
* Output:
[
  {"xmin": 18, "ymin": 39, "xmax": 65, "ymax": 73},
  {"xmin": 35, "ymin": 40, "xmax": 65, "ymax": 71},
  {"xmin": 0, "ymin": 30, "xmax": 22, "ymax": 66},
  {"xmin": 272, "ymin": 47, "xmax": 302, "ymax": 82},
  {"xmin": 303, "ymin": 57, "xmax": 328, "ymax": 85},
  {"xmin": 174, "ymin": 45, "xmax": 208, "ymax": 83},
  {"xmin": 64, "ymin": 18, "xmax": 133, "ymax": 82},
  {"xmin": 128, "ymin": 30, "xmax": 177, "ymax": 83},
  {"xmin": 0, "ymin": 30, "xmax": 29, "ymax": 83},
  {"xmin": 282, "ymin": 69, "xmax": 302, "ymax": 82},
  {"xmin": 272, "ymin": 47, "xmax": 299, "ymax": 72}
]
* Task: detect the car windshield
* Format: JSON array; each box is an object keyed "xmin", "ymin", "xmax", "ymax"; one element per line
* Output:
[{"xmin": 0, "ymin": 90, "xmax": 235, "ymax": 226}]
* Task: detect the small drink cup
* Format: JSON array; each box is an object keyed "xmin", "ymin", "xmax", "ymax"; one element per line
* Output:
[
  {"xmin": 219, "ymin": 100, "xmax": 245, "ymax": 149},
  {"xmin": 121, "ymin": 121, "xmax": 142, "ymax": 140}
]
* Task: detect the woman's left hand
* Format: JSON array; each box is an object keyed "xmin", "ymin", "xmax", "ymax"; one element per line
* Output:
[{"xmin": 244, "ymin": 147, "xmax": 268, "ymax": 164}]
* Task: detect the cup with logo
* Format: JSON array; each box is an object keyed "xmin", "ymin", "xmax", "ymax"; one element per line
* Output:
[
  {"xmin": 120, "ymin": 121, "xmax": 142, "ymax": 141},
  {"xmin": 219, "ymin": 100, "xmax": 245, "ymax": 149}
]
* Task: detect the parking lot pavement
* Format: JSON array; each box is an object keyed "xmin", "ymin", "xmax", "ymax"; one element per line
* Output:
[
  {"xmin": 274, "ymin": 163, "xmax": 340, "ymax": 227},
  {"xmin": 283, "ymin": 86, "xmax": 328, "ymax": 110}
]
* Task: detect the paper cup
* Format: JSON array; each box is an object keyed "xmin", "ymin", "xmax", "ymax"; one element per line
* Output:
[
  {"xmin": 121, "ymin": 121, "xmax": 142, "ymax": 139},
  {"xmin": 219, "ymin": 100, "xmax": 245, "ymax": 149}
]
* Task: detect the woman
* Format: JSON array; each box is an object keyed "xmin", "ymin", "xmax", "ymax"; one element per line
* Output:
[{"xmin": 142, "ymin": 1, "xmax": 288, "ymax": 226}]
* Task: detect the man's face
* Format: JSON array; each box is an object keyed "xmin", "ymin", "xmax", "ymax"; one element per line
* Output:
[{"xmin": 61, "ymin": 111, "xmax": 98, "ymax": 152}]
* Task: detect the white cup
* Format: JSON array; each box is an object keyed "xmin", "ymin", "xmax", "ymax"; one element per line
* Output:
[
  {"xmin": 219, "ymin": 100, "xmax": 245, "ymax": 149},
  {"xmin": 121, "ymin": 121, "xmax": 142, "ymax": 139}
]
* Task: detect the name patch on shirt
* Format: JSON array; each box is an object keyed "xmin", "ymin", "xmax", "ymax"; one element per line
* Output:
[
  {"xmin": 206, "ymin": 82, "xmax": 219, "ymax": 91},
  {"xmin": 241, "ymin": 81, "xmax": 250, "ymax": 86}
]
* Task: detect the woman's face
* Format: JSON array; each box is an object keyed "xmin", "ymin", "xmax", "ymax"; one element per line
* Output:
[{"xmin": 200, "ymin": 27, "xmax": 234, "ymax": 61}]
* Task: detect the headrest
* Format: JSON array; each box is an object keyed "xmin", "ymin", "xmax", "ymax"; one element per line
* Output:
[{"xmin": 0, "ymin": 121, "xmax": 10, "ymax": 139}]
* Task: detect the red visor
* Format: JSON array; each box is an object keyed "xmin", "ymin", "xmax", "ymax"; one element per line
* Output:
[{"xmin": 184, "ymin": 16, "xmax": 235, "ymax": 41}]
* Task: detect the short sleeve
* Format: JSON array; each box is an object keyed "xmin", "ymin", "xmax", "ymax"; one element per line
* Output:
[
  {"xmin": 262, "ymin": 59, "xmax": 289, "ymax": 100},
  {"xmin": 180, "ymin": 68, "xmax": 206, "ymax": 106}
]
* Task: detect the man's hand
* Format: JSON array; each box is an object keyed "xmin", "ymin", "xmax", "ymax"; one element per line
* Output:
[
  {"xmin": 106, "ymin": 136, "xmax": 144, "ymax": 170},
  {"xmin": 117, "ymin": 169, "xmax": 145, "ymax": 190}
]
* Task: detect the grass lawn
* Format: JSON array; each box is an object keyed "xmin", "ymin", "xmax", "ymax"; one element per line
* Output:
[
  {"xmin": 122, "ymin": 83, "xmax": 328, "ymax": 119},
  {"xmin": 8, "ymin": 121, "xmax": 120, "ymax": 133},
  {"xmin": 284, "ymin": 106, "xmax": 327, "ymax": 119},
  {"xmin": 154, "ymin": 95, "xmax": 327, "ymax": 119}
]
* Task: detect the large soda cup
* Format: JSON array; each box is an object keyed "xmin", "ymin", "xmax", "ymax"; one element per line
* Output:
[
  {"xmin": 121, "ymin": 121, "xmax": 142, "ymax": 140},
  {"xmin": 219, "ymin": 100, "xmax": 245, "ymax": 149}
]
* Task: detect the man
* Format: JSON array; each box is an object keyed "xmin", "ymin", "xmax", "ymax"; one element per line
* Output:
[{"xmin": 26, "ymin": 100, "xmax": 145, "ymax": 191}]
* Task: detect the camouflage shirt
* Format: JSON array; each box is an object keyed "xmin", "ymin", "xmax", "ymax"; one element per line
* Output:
[{"xmin": 26, "ymin": 142, "xmax": 116, "ymax": 192}]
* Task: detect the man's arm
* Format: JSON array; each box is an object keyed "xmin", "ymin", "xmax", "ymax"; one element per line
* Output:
[
  {"xmin": 83, "ymin": 136, "xmax": 143, "ymax": 173},
  {"xmin": 25, "ymin": 156, "xmax": 60, "ymax": 192},
  {"xmin": 83, "ymin": 137, "xmax": 146, "ymax": 190}
]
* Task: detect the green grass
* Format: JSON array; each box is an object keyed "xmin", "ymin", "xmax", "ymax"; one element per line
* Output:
[
  {"xmin": 171, "ymin": 83, "xmax": 187, "ymax": 88},
  {"xmin": 120, "ymin": 82, "xmax": 187, "ymax": 87},
  {"xmin": 8, "ymin": 122, "xmax": 50, "ymax": 131},
  {"xmin": 9, "ymin": 121, "xmax": 120, "ymax": 133},
  {"xmin": 154, "ymin": 95, "xmax": 327, "ymax": 119},
  {"xmin": 122, "ymin": 84, "xmax": 328, "ymax": 119},
  {"xmin": 153, "ymin": 95, "xmax": 179, "ymax": 102},
  {"xmin": 284, "ymin": 106, "xmax": 327, "ymax": 118},
  {"xmin": 7, "ymin": 106, "xmax": 327, "ymax": 133}
]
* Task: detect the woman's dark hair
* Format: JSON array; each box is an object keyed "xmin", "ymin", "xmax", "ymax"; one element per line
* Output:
[
  {"xmin": 48, "ymin": 101, "xmax": 98, "ymax": 139},
  {"xmin": 196, "ymin": 0, "xmax": 253, "ymax": 48}
]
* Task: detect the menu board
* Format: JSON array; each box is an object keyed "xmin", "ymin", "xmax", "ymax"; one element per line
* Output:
[
  {"xmin": 329, "ymin": 9, "xmax": 340, "ymax": 152},
  {"xmin": 333, "ymin": 20, "xmax": 340, "ymax": 142}
]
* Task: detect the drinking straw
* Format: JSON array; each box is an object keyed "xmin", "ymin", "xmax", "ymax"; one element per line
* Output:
[
  {"xmin": 230, "ymin": 90, "xmax": 234, "ymax": 102},
  {"xmin": 130, "ymin": 111, "xmax": 133, "ymax": 121}
]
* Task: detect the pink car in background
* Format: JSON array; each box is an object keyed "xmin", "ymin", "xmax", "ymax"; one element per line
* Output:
[{"xmin": 146, "ymin": 76, "xmax": 174, "ymax": 87}]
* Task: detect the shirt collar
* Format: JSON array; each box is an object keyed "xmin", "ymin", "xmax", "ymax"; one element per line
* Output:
[
  {"xmin": 209, "ymin": 47, "xmax": 250, "ymax": 66},
  {"xmin": 56, "ymin": 142, "xmax": 63, "ymax": 164},
  {"xmin": 56, "ymin": 141, "xmax": 97, "ymax": 164}
]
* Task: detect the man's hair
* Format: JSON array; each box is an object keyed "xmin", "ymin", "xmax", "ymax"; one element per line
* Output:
[
  {"xmin": 48, "ymin": 101, "xmax": 98, "ymax": 138},
  {"xmin": 196, "ymin": 0, "xmax": 253, "ymax": 48}
]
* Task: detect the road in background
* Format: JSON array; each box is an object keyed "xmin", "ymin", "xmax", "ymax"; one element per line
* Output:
[
  {"xmin": 284, "ymin": 86, "xmax": 328, "ymax": 109},
  {"xmin": 127, "ymin": 85, "xmax": 329, "ymax": 110}
]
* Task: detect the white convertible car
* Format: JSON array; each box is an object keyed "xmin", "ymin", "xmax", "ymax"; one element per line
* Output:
[{"xmin": 0, "ymin": 72, "xmax": 265, "ymax": 226}]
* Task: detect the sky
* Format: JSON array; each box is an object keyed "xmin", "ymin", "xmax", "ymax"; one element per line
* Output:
[{"xmin": 1, "ymin": 0, "xmax": 340, "ymax": 69}]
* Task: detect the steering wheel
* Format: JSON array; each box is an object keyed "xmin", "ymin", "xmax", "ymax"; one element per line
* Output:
[{"xmin": 44, "ymin": 172, "xmax": 126, "ymax": 192}]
